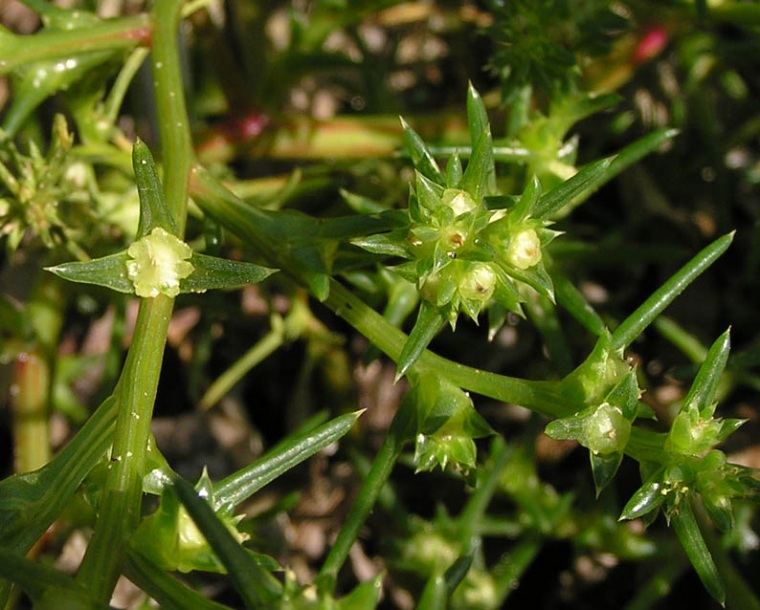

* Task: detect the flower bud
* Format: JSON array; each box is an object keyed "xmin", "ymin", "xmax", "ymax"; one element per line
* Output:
[
  {"xmin": 507, "ymin": 228, "xmax": 542, "ymax": 270},
  {"xmin": 441, "ymin": 188, "xmax": 477, "ymax": 217},
  {"xmin": 584, "ymin": 403, "xmax": 630, "ymax": 455},
  {"xmin": 458, "ymin": 262, "xmax": 496, "ymax": 302}
]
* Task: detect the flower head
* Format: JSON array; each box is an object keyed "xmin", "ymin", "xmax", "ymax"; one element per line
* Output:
[{"xmin": 126, "ymin": 227, "xmax": 194, "ymax": 298}]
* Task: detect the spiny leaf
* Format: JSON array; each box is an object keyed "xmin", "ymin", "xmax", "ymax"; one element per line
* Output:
[
  {"xmin": 611, "ymin": 233, "xmax": 734, "ymax": 351},
  {"xmin": 173, "ymin": 477, "xmax": 282, "ymax": 609},
  {"xmin": 534, "ymin": 156, "xmax": 613, "ymax": 219},
  {"xmin": 401, "ymin": 117, "xmax": 444, "ymax": 184},
  {"xmin": 681, "ymin": 329, "xmax": 731, "ymax": 414},
  {"xmin": 181, "ymin": 253, "xmax": 276, "ymax": 293},
  {"xmin": 671, "ymin": 496, "xmax": 725, "ymax": 607},
  {"xmin": 47, "ymin": 252, "xmax": 133, "ymax": 294},
  {"xmin": 396, "ymin": 300, "xmax": 445, "ymax": 381},
  {"xmin": 132, "ymin": 139, "xmax": 178, "ymax": 238}
]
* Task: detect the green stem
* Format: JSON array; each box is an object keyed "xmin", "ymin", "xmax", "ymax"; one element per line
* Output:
[
  {"xmin": 323, "ymin": 279, "xmax": 563, "ymax": 416},
  {"xmin": 316, "ymin": 414, "xmax": 406, "ymax": 594},
  {"xmin": 457, "ymin": 437, "xmax": 512, "ymax": 548},
  {"xmin": 124, "ymin": 550, "xmax": 232, "ymax": 610},
  {"xmin": 75, "ymin": 296, "xmax": 173, "ymax": 601},
  {"xmin": 693, "ymin": 497, "xmax": 760, "ymax": 610},
  {"xmin": 623, "ymin": 551, "xmax": 688, "ymax": 610},
  {"xmin": 493, "ymin": 536, "xmax": 543, "ymax": 605},
  {"xmin": 0, "ymin": 14, "xmax": 150, "ymax": 75},
  {"xmin": 75, "ymin": 0, "xmax": 193, "ymax": 602},
  {"xmin": 151, "ymin": 0, "xmax": 194, "ymax": 235},
  {"xmin": 199, "ymin": 328, "xmax": 284, "ymax": 410},
  {"xmin": 103, "ymin": 47, "xmax": 151, "ymax": 128},
  {"xmin": 654, "ymin": 316, "xmax": 708, "ymax": 363}
]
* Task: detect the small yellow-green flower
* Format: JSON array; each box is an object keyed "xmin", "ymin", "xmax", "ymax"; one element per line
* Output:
[
  {"xmin": 583, "ymin": 402, "xmax": 630, "ymax": 456},
  {"xmin": 506, "ymin": 228, "xmax": 542, "ymax": 270},
  {"xmin": 442, "ymin": 188, "xmax": 477, "ymax": 217},
  {"xmin": 126, "ymin": 227, "xmax": 194, "ymax": 298},
  {"xmin": 458, "ymin": 262, "xmax": 496, "ymax": 302}
]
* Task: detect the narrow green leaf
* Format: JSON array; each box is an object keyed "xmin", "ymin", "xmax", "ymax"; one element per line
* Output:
[
  {"xmin": 548, "ymin": 128, "xmax": 679, "ymax": 212},
  {"xmin": 49, "ymin": 251, "xmax": 277, "ymax": 295},
  {"xmin": 0, "ymin": 395, "xmax": 117, "ymax": 553},
  {"xmin": 336, "ymin": 575, "xmax": 384, "ymax": 610},
  {"xmin": 132, "ymin": 139, "xmax": 178, "ymax": 238},
  {"xmin": 545, "ymin": 414, "xmax": 586, "ymax": 442},
  {"xmin": 534, "ymin": 157, "xmax": 613, "ymax": 219},
  {"xmin": 416, "ymin": 170, "xmax": 446, "ymax": 213},
  {"xmin": 461, "ymin": 83, "xmax": 495, "ymax": 198},
  {"xmin": 561, "ymin": 93, "xmax": 622, "ymax": 124},
  {"xmin": 214, "ymin": 411, "xmax": 362, "ymax": 508},
  {"xmin": 0, "ymin": 548, "xmax": 105, "ymax": 605},
  {"xmin": 401, "ymin": 117, "xmax": 444, "ymax": 184},
  {"xmin": 173, "ymin": 477, "xmax": 282, "ymax": 609},
  {"xmin": 442, "ymin": 547, "xmax": 475, "ymax": 596},
  {"xmin": 416, "ymin": 550, "xmax": 474, "ymax": 610},
  {"xmin": 671, "ymin": 496, "xmax": 726, "ymax": 606},
  {"xmin": 181, "ymin": 253, "xmax": 276, "ymax": 293},
  {"xmin": 611, "ymin": 233, "xmax": 734, "ymax": 351},
  {"xmin": 124, "ymin": 551, "xmax": 232, "ymax": 610},
  {"xmin": 351, "ymin": 231, "xmax": 410, "ymax": 258},
  {"xmin": 1, "ymin": 51, "xmax": 113, "ymax": 137},
  {"xmin": 620, "ymin": 478, "xmax": 666, "ymax": 521},
  {"xmin": 680, "ymin": 329, "xmax": 731, "ymax": 413},
  {"xmin": 591, "ymin": 451, "xmax": 624, "ymax": 497},
  {"xmin": 467, "ymin": 83, "xmax": 490, "ymax": 145},
  {"xmin": 512, "ymin": 175, "xmax": 542, "ymax": 222},
  {"xmin": 552, "ymin": 271, "xmax": 606, "ymax": 336},
  {"xmin": 339, "ymin": 188, "xmax": 386, "ymax": 215},
  {"xmin": 446, "ymin": 153, "xmax": 463, "ymax": 188},
  {"xmin": 417, "ymin": 572, "xmax": 447, "ymax": 610},
  {"xmin": 396, "ymin": 300, "xmax": 446, "ymax": 381},
  {"xmin": 605, "ymin": 370, "xmax": 641, "ymax": 420},
  {"xmin": 461, "ymin": 128, "xmax": 494, "ymax": 200},
  {"xmin": 46, "ymin": 252, "xmax": 132, "ymax": 293}
]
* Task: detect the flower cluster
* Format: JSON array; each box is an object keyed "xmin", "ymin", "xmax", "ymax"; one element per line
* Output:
[
  {"xmin": 546, "ymin": 333, "xmax": 641, "ymax": 494},
  {"xmin": 1, "ymin": 115, "xmax": 95, "ymax": 255},
  {"xmin": 402, "ymin": 372, "xmax": 493, "ymax": 483},
  {"xmin": 353, "ymin": 85, "xmax": 559, "ymax": 376},
  {"xmin": 48, "ymin": 139, "xmax": 275, "ymax": 298},
  {"xmin": 619, "ymin": 331, "xmax": 759, "ymax": 532}
]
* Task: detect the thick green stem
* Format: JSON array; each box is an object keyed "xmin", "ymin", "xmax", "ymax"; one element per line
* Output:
[
  {"xmin": 151, "ymin": 0, "xmax": 194, "ymax": 235},
  {"xmin": 75, "ymin": 296, "xmax": 173, "ymax": 600},
  {"xmin": 75, "ymin": 0, "xmax": 193, "ymax": 602},
  {"xmin": 323, "ymin": 280, "xmax": 562, "ymax": 415}
]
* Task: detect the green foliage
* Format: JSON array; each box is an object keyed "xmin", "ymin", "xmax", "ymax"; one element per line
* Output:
[
  {"xmin": 0, "ymin": 115, "xmax": 92, "ymax": 256},
  {"xmin": 482, "ymin": 0, "xmax": 627, "ymax": 102}
]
